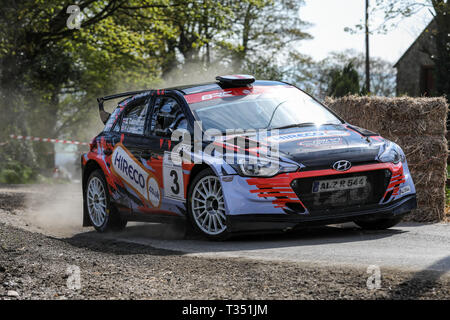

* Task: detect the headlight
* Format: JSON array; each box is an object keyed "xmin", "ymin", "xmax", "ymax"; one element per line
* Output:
[
  {"xmin": 231, "ymin": 159, "xmax": 299, "ymax": 177},
  {"xmin": 378, "ymin": 142, "xmax": 404, "ymax": 164}
]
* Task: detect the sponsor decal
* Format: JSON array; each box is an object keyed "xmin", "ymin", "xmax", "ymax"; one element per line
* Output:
[
  {"xmin": 400, "ymin": 185, "xmax": 411, "ymax": 195},
  {"xmin": 111, "ymin": 143, "xmax": 161, "ymax": 208},
  {"xmin": 298, "ymin": 137, "xmax": 343, "ymax": 148},
  {"xmin": 201, "ymin": 90, "xmax": 233, "ymax": 101},
  {"xmin": 184, "ymin": 85, "xmax": 294, "ymax": 104},
  {"xmin": 267, "ymin": 130, "xmax": 350, "ymax": 144},
  {"xmin": 147, "ymin": 177, "xmax": 161, "ymax": 207}
]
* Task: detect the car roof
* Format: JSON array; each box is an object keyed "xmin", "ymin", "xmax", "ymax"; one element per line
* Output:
[
  {"xmin": 166, "ymin": 80, "xmax": 287, "ymax": 95},
  {"xmin": 115, "ymin": 80, "xmax": 288, "ymax": 107}
]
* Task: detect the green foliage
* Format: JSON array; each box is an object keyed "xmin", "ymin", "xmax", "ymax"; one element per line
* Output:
[
  {"xmin": 325, "ymin": 50, "xmax": 396, "ymax": 97},
  {"xmin": 230, "ymin": 0, "xmax": 311, "ymax": 74},
  {"xmin": 446, "ymin": 186, "xmax": 450, "ymax": 207},
  {"xmin": 0, "ymin": 160, "xmax": 35, "ymax": 184},
  {"xmin": 288, "ymin": 50, "xmax": 396, "ymax": 100},
  {"xmin": 160, "ymin": 0, "xmax": 311, "ymax": 84},
  {"xmin": 0, "ymin": 1, "xmax": 178, "ymax": 170},
  {"xmin": 327, "ymin": 63, "xmax": 361, "ymax": 98},
  {"xmin": 0, "ymin": 0, "xmax": 312, "ymax": 179}
]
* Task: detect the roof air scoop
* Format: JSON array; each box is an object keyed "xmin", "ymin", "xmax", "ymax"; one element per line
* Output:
[{"xmin": 216, "ymin": 74, "xmax": 255, "ymax": 87}]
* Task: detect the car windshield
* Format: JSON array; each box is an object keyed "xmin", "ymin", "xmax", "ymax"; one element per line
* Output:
[{"xmin": 187, "ymin": 86, "xmax": 342, "ymax": 133}]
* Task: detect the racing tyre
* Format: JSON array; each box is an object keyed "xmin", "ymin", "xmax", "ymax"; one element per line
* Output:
[
  {"xmin": 354, "ymin": 216, "xmax": 404, "ymax": 230},
  {"xmin": 187, "ymin": 168, "xmax": 229, "ymax": 240},
  {"xmin": 85, "ymin": 169, "xmax": 127, "ymax": 232}
]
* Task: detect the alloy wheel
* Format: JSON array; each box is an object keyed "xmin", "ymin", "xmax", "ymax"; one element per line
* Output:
[
  {"xmin": 87, "ymin": 176, "xmax": 107, "ymax": 227},
  {"xmin": 191, "ymin": 175, "xmax": 227, "ymax": 235}
]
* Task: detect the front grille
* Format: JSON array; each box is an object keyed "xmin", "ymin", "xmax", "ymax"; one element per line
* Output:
[
  {"xmin": 300, "ymin": 160, "xmax": 379, "ymax": 172},
  {"xmin": 290, "ymin": 169, "xmax": 391, "ymax": 213}
]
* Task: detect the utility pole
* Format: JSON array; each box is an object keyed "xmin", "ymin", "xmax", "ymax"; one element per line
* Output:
[{"xmin": 365, "ymin": 0, "xmax": 371, "ymax": 94}]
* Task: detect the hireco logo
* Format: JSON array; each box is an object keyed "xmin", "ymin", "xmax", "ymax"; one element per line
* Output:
[{"xmin": 111, "ymin": 144, "xmax": 160, "ymax": 207}]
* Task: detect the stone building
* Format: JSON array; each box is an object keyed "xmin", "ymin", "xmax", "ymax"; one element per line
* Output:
[{"xmin": 394, "ymin": 19, "xmax": 437, "ymax": 96}]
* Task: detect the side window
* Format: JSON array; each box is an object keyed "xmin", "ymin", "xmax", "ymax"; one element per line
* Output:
[
  {"xmin": 150, "ymin": 97, "xmax": 187, "ymax": 136},
  {"xmin": 112, "ymin": 121, "xmax": 120, "ymax": 132},
  {"xmin": 120, "ymin": 101, "xmax": 149, "ymax": 135},
  {"xmin": 103, "ymin": 107, "xmax": 122, "ymax": 132}
]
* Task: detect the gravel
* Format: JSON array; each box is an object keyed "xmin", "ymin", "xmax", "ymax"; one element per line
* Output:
[
  {"xmin": 0, "ymin": 184, "xmax": 449, "ymax": 300},
  {"xmin": 0, "ymin": 222, "xmax": 449, "ymax": 300}
]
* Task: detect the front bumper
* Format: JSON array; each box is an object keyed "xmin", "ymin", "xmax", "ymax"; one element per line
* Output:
[{"xmin": 227, "ymin": 194, "xmax": 417, "ymax": 233}]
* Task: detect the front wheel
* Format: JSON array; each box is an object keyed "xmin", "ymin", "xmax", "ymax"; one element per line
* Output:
[
  {"xmin": 85, "ymin": 169, "xmax": 127, "ymax": 232},
  {"xmin": 187, "ymin": 168, "xmax": 229, "ymax": 240},
  {"xmin": 354, "ymin": 216, "xmax": 404, "ymax": 230}
]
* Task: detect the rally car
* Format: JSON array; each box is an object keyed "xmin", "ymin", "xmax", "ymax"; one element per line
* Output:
[{"xmin": 81, "ymin": 75, "xmax": 417, "ymax": 239}]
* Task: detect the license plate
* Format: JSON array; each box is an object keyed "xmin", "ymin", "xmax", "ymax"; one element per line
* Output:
[{"xmin": 312, "ymin": 176, "xmax": 367, "ymax": 193}]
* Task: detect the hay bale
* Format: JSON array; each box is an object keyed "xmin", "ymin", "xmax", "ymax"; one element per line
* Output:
[{"xmin": 326, "ymin": 96, "xmax": 448, "ymax": 222}]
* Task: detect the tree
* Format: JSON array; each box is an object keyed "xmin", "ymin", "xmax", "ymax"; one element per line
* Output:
[
  {"xmin": 231, "ymin": 0, "xmax": 312, "ymax": 77},
  {"xmin": 0, "ymin": 0, "xmax": 313, "ymax": 181},
  {"xmin": 159, "ymin": 0, "xmax": 312, "ymax": 84},
  {"xmin": 365, "ymin": 0, "xmax": 371, "ymax": 93},
  {"xmin": 289, "ymin": 50, "xmax": 396, "ymax": 99},
  {"xmin": 326, "ymin": 62, "xmax": 361, "ymax": 98},
  {"xmin": 0, "ymin": 1, "xmax": 174, "ymax": 172},
  {"xmin": 325, "ymin": 51, "xmax": 396, "ymax": 97}
]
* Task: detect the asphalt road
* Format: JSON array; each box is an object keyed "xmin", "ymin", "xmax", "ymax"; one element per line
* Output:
[
  {"xmin": 1, "ymin": 184, "xmax": 449, "ymax": 276},
  {"xmin": 112, "ymin": 222, "xmax": 450, "ymax": 275}
]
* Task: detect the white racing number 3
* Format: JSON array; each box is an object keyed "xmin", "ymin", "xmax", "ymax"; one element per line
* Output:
[{"xmin": 163, "ymin": 152, "xmax": 185, "ymax": 200}]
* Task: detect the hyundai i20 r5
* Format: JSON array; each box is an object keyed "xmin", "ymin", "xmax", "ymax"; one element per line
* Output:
[{"xmin": 81, "ymin": 75, "xmax": 417, "ymax": 240}]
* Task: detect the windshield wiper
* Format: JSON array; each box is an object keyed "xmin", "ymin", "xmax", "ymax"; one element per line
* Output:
[
  {"xmin": 271, "ymin": 122, "xmax": 316, "ymax": 130},
  {"xmin": 271, "ymin": 122, "xmax": 339, "ymax": 130}
]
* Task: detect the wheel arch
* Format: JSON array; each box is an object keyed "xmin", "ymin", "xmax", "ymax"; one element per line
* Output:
[
  {"xmin": 187, "ymin": 163, "xmax": 213, "ymax": 195},
  {"xmin": 82, "ymin": 160, "xmax": 104, "ymax": 191}
]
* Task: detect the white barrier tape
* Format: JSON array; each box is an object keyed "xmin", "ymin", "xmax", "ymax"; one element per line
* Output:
[{"xmin": 9, "ymin": 134, "xmax": 89, "ymax": 146}]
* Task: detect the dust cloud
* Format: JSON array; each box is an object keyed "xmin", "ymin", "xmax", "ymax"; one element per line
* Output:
[
  {"xmin": 161, "ymin": 62, "xmax": 236, "ymax": 88},
  {"xmin": 3, "ymin": 183, "xmax": 187, "ymax": 240},
  {"xmin": 22, "ymin": 183, "xmax": 84, "ymax": 237},
  {"xmin": 0, "ymin": 63, "xmax": 238, "ymax": 239}
]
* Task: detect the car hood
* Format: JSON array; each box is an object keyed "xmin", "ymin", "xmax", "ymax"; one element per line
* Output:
[{"xmin": 216, "ymin": 124, "xmax": 386, "ymax": 170}]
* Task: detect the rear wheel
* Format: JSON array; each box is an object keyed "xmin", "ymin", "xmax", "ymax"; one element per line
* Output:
[
  {"xmin": 354, "ymin": 216, "xmax": 404, "ymax": 230},
  {"xmin": 187, "ymin": 168, "xmax": 229, "ymax": 240},
  {"xmin": 86, "ymin": 170, "xmax": 127, "ymax": 232}
]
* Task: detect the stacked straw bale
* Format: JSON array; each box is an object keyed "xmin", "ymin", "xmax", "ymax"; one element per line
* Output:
[{"xmin": 325, "ymin": 96, "xmax": 448, "ymax": 222}]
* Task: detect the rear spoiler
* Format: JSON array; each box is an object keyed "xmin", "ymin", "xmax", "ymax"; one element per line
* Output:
[{"xmin": 97, "ymin": 90, "xmax": 149, "ymax": 124}]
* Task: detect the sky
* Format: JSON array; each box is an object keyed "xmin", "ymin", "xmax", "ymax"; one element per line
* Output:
[{"xmin": 297, "ymin": 0, "xmax": 434, "ymax": 64}]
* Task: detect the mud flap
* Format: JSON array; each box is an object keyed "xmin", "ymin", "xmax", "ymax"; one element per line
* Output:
[{"xmin": 82, "ymin": 196, "xmax": 92, "ymax": 227}]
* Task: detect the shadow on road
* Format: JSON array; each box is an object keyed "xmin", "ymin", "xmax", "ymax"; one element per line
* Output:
[
  {"xmin": 389, "ymin": 255, "xmax": 450, "ymax": 299},
  {"xmin": 61, "ymin": 226, "xmax": 184, "ymax": 257},
  {"xmin": 62, "ymin": 221, "xmax": 407, "ymax": 255}
]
